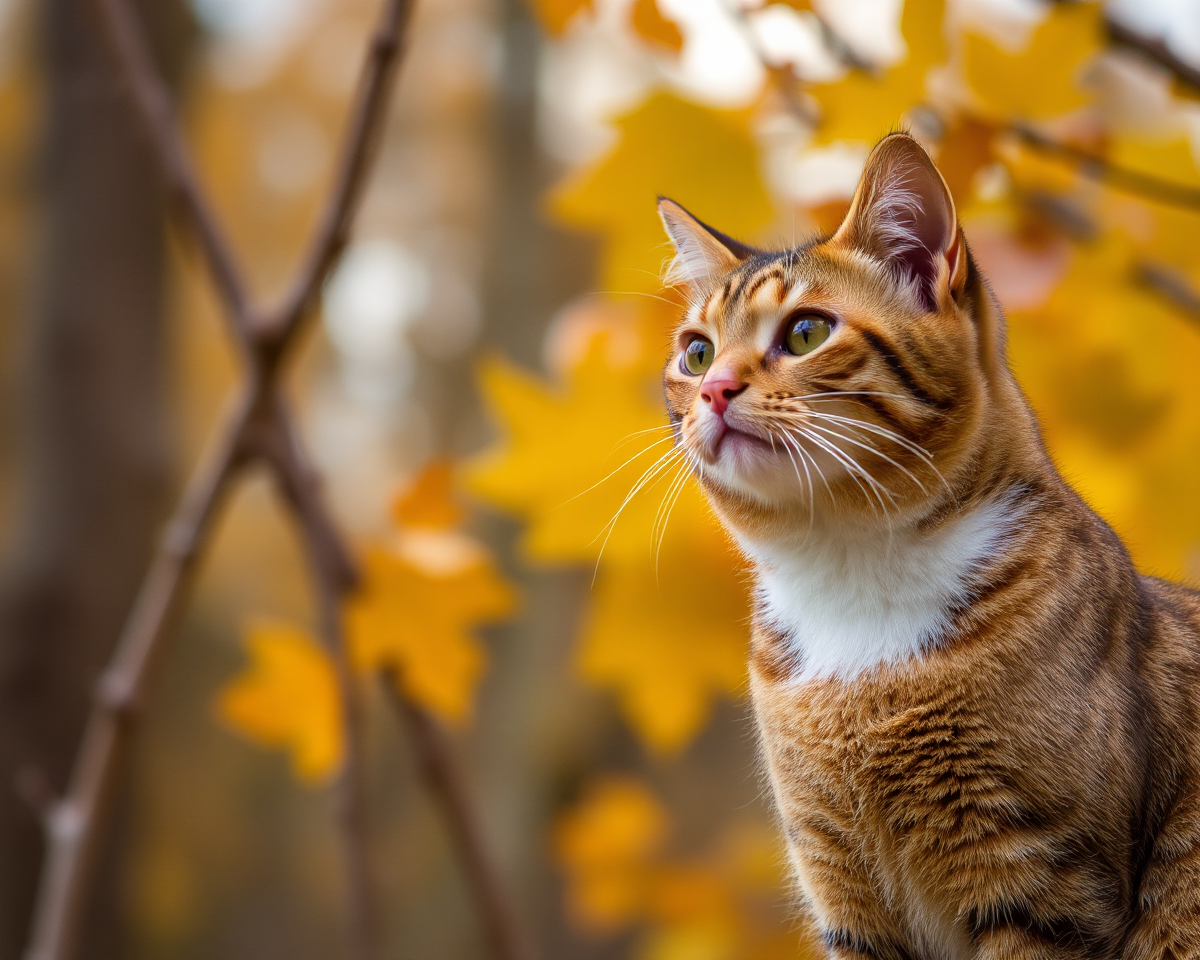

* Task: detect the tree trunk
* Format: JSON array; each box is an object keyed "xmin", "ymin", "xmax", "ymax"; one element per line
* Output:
[{"xmin": 0, "ymin": 1, "xmax": 192, "ymax": 955}]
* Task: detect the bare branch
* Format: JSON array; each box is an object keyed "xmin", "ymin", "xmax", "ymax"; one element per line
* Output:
[
  {"xmin": 26, "ymin": 0, "xmax": 418, "ymax": 957},
  {"xmin": 252, "ymin": 401, "xmax": 378, "ymax": 960},
  {"xmin": 1135, "ymin": 261, "xmax": 1200, "ymax": 323},
  {"xmin": 82, "ymin": 0, "xmax": 253, "ymax": 340},
  {"xmin": 23, "ymin": 395, "xmax": 251, "ymax": 960},
  {"xmin": 1105, "ymin": 17, "xmax": 1200, "ymax": 96},
  {"xmin": 383, "ymin": 682, "xmax": 538, "ymax": 960},
  {"xmin": 1011, "ymin": 125, "xmax": 1200, "ymax": 212},
  {"xmin": 263, "ymin": 0, "xmax": 417, "ymax": 347}
]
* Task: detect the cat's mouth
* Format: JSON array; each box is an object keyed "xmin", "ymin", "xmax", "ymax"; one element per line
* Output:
[{"xmin": 702, "ymin": 416, "xmax": 776, "ymax": 464}]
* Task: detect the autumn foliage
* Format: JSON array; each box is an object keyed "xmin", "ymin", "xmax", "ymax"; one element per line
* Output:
[{"xmin": 205, "ymin": 0, "xmax": 1200, "ymax": 957}]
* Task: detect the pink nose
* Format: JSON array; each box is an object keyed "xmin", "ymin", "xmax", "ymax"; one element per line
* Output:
[{"xmin": 700, "ymin": 374, "xmax": 748, "ymax": 416}]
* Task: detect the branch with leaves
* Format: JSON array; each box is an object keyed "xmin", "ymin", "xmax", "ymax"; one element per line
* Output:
[{"xmin": 22, "ymin": 2, "xmax": 534, "ymax": 960}]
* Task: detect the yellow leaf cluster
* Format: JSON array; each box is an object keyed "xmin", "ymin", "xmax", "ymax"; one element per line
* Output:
[
  {"xmin": 216, "ymin": 621, "xmax": 344, "ymax": 783},
  {"xmin": 554, "ymin": 777, "xmax": 818, "ymax": 960},
  {"xmin": 470, "ymin": 93, "xmax": 769, "ymax": 751},
  {"xmin": 217, "ymin": 463, "xmax": 516, "ymax": 781},
  {"xmin": 961, "ymin": 2, "xmax": 1102, "ymax": 122},
  {"xmin": 469, "ymin": 306, "xmax": 749, "ymax": 751},
  {"xmin": 809, "ymin": 0, "xmax": 946, "ymax": 144},
  {"xmin": 1008, "ymin": 236, "xmax": 1200, "ymax": 578},
  {"xmin": 549, "ymin": 93, "xmax": 774, "ymax": 293}
]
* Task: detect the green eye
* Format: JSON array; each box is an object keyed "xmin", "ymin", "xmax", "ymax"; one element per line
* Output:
[
  {"xmin": 785, "ymin": 315, "xmax": 832, "ymax": 356},
  {"xmin": 682, "ymin": 337, "xmax": 715, "ymax": 376}
]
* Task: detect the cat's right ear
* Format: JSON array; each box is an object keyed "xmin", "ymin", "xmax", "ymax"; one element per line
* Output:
[{"xmin": 658, "ymin": 198, "xmax": 758, "ymax": 289}]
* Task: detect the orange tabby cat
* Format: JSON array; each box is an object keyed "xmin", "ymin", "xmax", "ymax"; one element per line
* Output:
[{"xmin": 657, "ymin": 133, "xmax": 1200, "ymax": 959}]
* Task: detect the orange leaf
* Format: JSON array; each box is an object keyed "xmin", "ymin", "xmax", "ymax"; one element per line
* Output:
[
  {"xmin": 554, "ymin": 777, "xmax": 668, "ymax": 931},
  {"xmin": 392, "ymin": 460, "xmax": 465, "ymax": 531},
  {"xmin": 630, "ymin": 0, "xmax": 683, "ymax": 54},
  {"xmin": 526, "ymin": 0, "xmax": 593, "ymax": 36},
  {"xmin": 216, "ymin": 622, "xmax": 343, "ymax": 783}
]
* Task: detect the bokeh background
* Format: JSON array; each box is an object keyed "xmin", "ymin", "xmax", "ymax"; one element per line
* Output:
[{"xmin": 1, "ymin": 0, "xmax": 1199, "ymax": 958}]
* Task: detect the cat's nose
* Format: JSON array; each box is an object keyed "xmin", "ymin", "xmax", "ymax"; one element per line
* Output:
[{"xmin": 700, "ymin": 373, "xmax": 748, "ymax": 417}]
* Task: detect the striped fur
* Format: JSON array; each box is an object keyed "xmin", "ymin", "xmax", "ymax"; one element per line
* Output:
[{"xmin": 658, "ymin": 134, "xmax": 1200, "ymax": 958}]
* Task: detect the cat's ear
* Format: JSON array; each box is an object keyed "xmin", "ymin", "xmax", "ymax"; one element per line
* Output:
[
  {"xmin": 658, "ymin": 198, "xmax": 759, "ymax": 288},
  {"xmin": 832, "ymin": 133, "xmax": 966, "ymax": 312}
]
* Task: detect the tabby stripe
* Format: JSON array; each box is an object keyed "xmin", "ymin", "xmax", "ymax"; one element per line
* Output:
[
  {"xmin": 822, "ymin": 930, "xmax": 915, "ymax": 960},
  {"xmin": 736, "ymin": 267, "xmax": 784, "ymax": 308},
  {"xmin": 966, "ymin": 902, "xmax": 1089, "ymax": 950},
  {"xmin": 858, "ymin": 328, "xmax": 954, "ymax": 412}
]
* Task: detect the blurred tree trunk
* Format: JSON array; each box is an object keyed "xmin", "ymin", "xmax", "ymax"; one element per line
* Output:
[{"xmin": 0, "ymin": 1, "xmax": 193, "ymax": 956}]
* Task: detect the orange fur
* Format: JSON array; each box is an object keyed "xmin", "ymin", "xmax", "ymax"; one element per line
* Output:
[{"xmin": 658, "ymin": 134, "xmax": 1200, "ymax": 958}]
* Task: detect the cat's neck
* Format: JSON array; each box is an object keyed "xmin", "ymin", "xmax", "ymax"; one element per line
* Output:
[{"xmin": 736, "ymin": 491, "xmax": 1028, "ymax": 683}]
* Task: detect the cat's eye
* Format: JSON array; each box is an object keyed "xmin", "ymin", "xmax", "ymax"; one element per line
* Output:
[
  {"xmin": 682, "ymin": 337, "xmax": 715, "ymax": 376},
  {"xmin": 785, "ymin": 315, "xmax": 832, "ymax": 356}
]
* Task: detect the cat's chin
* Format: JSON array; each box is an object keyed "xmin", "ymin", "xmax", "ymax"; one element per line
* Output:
[{"xmin": 700, "ymin": 435, "xmax": 817, "ymax": 507}]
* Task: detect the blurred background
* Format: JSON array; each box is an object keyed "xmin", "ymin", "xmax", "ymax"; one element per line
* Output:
[{"xmin": 0, "ymin": 0, "xmax": 1198, "ymax": 958}]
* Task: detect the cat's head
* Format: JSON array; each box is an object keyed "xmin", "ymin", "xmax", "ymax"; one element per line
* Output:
[{"xmin": 659, "ymin": 133, "xmax": 1020, "ymax": 538}]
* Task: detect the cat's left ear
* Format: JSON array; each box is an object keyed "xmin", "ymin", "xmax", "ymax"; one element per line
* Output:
[
  {"xmin": 658, "ymin": 198, "xmax": 760, "ymax": 289},
  {"xmin": 832, "ymin": 133, "xmax": 967, "ymax": 312}
]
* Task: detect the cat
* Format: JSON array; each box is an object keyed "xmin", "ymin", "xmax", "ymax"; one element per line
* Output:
[{"xmin": 656, "ymin": 132, "xmax": 1200, "ymax": 959}]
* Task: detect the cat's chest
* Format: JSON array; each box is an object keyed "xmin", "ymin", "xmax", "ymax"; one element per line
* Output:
[{"xmin": 743, "ymin": 497, "xmax": 1018, "ymax": 683}]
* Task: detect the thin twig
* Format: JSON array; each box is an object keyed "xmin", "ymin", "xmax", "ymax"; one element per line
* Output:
[
  {"xmin": 84, "ymin": 0, "xmax": 252, "ymax": 342},
  {"xmin": 264, "ymin": 0, "xmax": 417, "ymax": 347},
  {"xmin": 251, "ymin": 401, "xmax": 377, "ymax": 960},
  {"xmin": 1011, "ymin": 125, "xmax": 1200, "ymax": 212},
  {"xmin": 1105, "ymin": 16, "xmax": 1200, "ymax": 95},
  {"xmin": 24, "ymin": 395, "xmax": 252, "ymax": 960},
  {"xmin": 1135, "ymin": 261, "xmax": 1200, "ymax": 323},
  {"xmin": 383, "ymin": 681, "xmax": 537, "ymax": 960}
]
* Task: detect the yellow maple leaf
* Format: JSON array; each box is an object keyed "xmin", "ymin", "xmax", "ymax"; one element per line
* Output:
[
  {"xmin": 525, "ymin": 0, "xmax": 593, "ymax": 37},
  {"xmin": 580, "ymin": 532, "xmax": 749, "ymax": 752},
  {"xmin": 630, "ymin": 0, "xmax": 684, "ymax": 54},
  {"xmin": 216, "ymin": 621, "xmax": 343, "ymax": 783},
  {"xmin": 810, "ymin": 0, "xmax": 946, "ymax": 144},
  {"xmin": 554, "ymin": 776, "xmax": 668, "ymax": 931},
  {"xmin": 961, "ymin": 1, "xmax": 1102, "ymax": 122},
  {"xmin": 468, "ymin": 323, "xmax": 686, "ymax": 565},
  {"xmin": 548, "ymin": 92, "xmax": 774, "ymax": 293},
  {"xmin": 346, "ymin": 540, "xmax": 516, "ymax": 724}
]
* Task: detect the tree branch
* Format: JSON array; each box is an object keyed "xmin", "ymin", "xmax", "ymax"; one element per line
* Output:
[
  {"xmin": 84, "ymin": 0, "xmax": 253, "ymax": 342},
  {"xmin": 1105, "ymin": 17, "xmax": 1200, "ymax": 96},
  {"xmin": 383, "ymin": 681, "xmax": 537, "ymax": 960},
  {"xmin": 263, "ymin": 0, "xmax": 416, "ymax": 348},
  {"xmin": 1011, "ymin": 125, "xmax": 1200, "ymax": 212},
  {"xmin": 23, "ymin": 395, "xmax": 252, "ymax": 960},
  {"xmin": 25, "ymin": 0, "xmax": 418, "ymax": 957}
]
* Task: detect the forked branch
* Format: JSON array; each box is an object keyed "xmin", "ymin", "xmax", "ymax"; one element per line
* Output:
[{"xmin": 21, "ymin": 1, "xmax": 531, "ymax": 960}]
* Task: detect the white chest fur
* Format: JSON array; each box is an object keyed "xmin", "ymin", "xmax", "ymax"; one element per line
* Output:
[{"xmin": 744, "ymin": 498, "xmax": 1019, "ymax": 682}]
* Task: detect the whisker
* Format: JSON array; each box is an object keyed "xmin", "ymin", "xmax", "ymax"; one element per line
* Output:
[
  {"xmin": 793, "ymin": 425, "xmax": 894, "ymax": 516},
  {"xmin": 561, "ymin": 434, "xmax": 675, "ymax": 508},
  {"xmin": 805, "ymin": 411, "xmax": 951, "ymax": 494},
  {"xmin": 804, "ymin": 420, "xmax": 927, "ymax": 494},
  {"xmin": 654, "ymin": 456, "xmax": 695, "ymax": 575},
  {"xmin": 771, "ymin": 426, "xmax": 816, "ymax": 527},
  {"xmin": 591, "ymin": 446, "xmax": 687, "ymax": 580}
]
